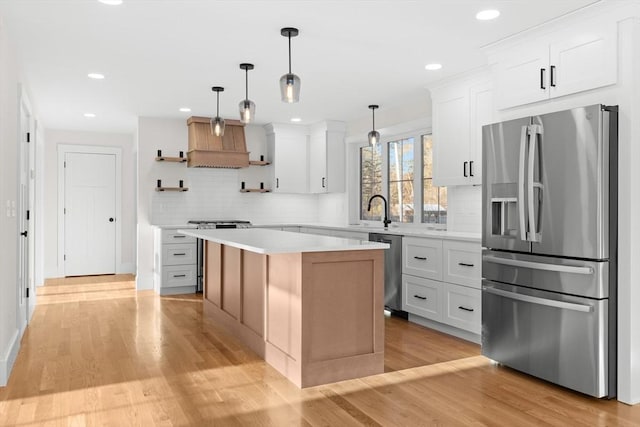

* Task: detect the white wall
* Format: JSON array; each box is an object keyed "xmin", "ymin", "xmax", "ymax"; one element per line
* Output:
[
  {"xmin": 136, "ymin": 117, "xmax": 320, "ymax": 290},
  {"xmin": 43, "ymin": 129, "xmax": 136, "ymax": 279},
  {"xmin": 0, "ymin": 15, "xmax": 23, "ymax": 386}
]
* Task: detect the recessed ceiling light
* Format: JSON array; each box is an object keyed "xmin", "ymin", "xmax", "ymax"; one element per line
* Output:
[
  {"xmin": 87, "ymin": 73, "xmax": 105, "ymax": 80},
  {"xmin": 84, "ymin": 113, "xmax": 96, "ymax": 118},
  {"xmin": 425, "ymin": 63, "xmax": 442, "ymax": 71},
  {"xmin": 98, "ymin": 0, "xmax": 123, "ymax": 5},
  {"xmin": 179, "ymin": 107, "xmax": 191, "ymax": 112},
  {"xmin": 476, "ymin": 9, "xmax": 500, "ymax": 20},
  {"xmin": 290, "ymin": 117, "xmax": 302, "ymax": 122}
]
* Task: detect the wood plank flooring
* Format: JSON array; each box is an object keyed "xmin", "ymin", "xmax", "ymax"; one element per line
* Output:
[{"xmin": 0, "ymin": 274, "xmax": 638, "ymax": 426}]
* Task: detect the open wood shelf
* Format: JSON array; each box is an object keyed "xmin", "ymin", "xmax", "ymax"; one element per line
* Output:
[
  {"xmin": 155, "ymin": 156, "xmax": 187, "ymax": 163},
  {"xmin": 249, "ymin": 160, "xmax": 271, "ymax": 166},
  {"xmin": 155, "ymin": 187, "xmax": 189, "ymax": 192},
  {"xmin": 240, "ymin": 189, "xmax": 271, "ymax": 193}
]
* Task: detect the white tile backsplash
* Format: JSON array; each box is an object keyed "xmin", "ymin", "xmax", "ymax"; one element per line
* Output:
[
  {"xmin": 446, "ymin": 185, "xmax": 482, "ymax": 233},
  {"xmin": 151, "ymin": 168, "xmax": 319, "ymax": 225}
]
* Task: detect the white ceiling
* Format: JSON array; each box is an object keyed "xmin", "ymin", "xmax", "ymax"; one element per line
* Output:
[{"xmin": 0, "ymin": 0, "xmax": 599, "ymax": 133}]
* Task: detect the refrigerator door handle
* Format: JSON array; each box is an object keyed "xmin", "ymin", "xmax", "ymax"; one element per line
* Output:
[
  {"xmin": 527, "ymin": 125, "xmax": 543, "ymax": 242},
  {"xmin": 518, "ymin": 125, "xmax": 529, "ymax": 241},
  {"xmin": 484, "ymin": 286, "xmax": 593, "ymax": 313},
  {"xmin": 484, "ymin": 255, "xmax": 594, "ymax": 275}
]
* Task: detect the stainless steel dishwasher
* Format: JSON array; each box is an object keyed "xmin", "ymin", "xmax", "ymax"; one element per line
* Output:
[{"xmin": 369, "ymin": 233, "xmax": 406, "ymax": 317}]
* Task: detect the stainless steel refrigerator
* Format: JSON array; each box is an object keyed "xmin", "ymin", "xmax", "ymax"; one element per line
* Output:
[{"xmin": 481, "ymin": 104, "xmax": 617, "ymax": 398}]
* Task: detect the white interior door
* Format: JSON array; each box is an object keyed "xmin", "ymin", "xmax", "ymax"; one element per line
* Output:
[
  {"xmin": 18, "ymin": 100, "xmax": 31, "ymax": 330},
  {"xmin": 64, "ymin": 152, "xmax": 116, "ymax": 276}
]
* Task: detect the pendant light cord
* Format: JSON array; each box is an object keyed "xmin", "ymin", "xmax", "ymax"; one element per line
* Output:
[
  {"xmin": 288, "ymin": 34, "xmax": 292, "ymax": 74},
  {"xmin": 216, "ymin": 91, "xmax": 220, "ymax": 117},
  {"xmin": 372, "ymin": 108, "xmax": 376, "ymax": 131},
  {"xmin": 245, "ymin": 68, "xmax": 249, "ymax": 99}
]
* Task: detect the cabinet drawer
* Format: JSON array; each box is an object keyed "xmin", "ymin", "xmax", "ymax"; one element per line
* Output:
[
  {"xmin": 162, "ymin": 265, "xmax": 197, "ymax": 288},
  {"xmin": 442, "ymin": 283, "xmax": 481, "ymax": 334},
  {"xmin": 443, "ymin": 240, "xmax": 481, "ymax": 288},
  {"xmin": 402, "ymin": 274, "xmax": 442, "ymax": 322},
  {"xmin": 162, "ymin": 243, "xmax": 196, "ymax": 265},
  {"xmin": 402, "ymin": 237, "xmax": 442, "ymax": 280},
  {"xmin": 162, "ymin": 229, "xmax": 196, "ymax": 244}
]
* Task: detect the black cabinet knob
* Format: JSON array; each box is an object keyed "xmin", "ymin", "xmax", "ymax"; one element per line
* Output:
[{"xmin": 109, "ymin": 218, "xmax": 114, "ymax": 222}]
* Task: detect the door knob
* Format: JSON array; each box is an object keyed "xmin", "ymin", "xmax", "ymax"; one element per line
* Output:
[{"xmin": 109, "ymin": 218, "xmax": 114, "ymax": 222}]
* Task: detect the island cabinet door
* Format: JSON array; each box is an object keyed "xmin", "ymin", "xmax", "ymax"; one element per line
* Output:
[{"xmin": 241, "ymin": 251, "xmax": 266, "ymax": 337}]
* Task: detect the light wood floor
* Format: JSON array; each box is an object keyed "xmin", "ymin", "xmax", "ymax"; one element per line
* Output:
[{"xmin": 1, "ymin": 275, "xmax": 638, "ymax": 426}]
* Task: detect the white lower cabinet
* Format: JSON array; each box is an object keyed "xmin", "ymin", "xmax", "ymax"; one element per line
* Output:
[
  {"xmin": 402, "ymin": 236, "xmax": 481, "ymax": 339},
  {"xmin": 402, "ymin": 275, "xmax": 442, "ymax": 322},
  {"xmin": 442, "ymin": 283, "xmax": 481, "ymax": 334},
  {"xmin": 154, "ymin": 226, "xmax": 197, "ymax": 295}
]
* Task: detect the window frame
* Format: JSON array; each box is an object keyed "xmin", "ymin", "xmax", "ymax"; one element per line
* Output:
[{"xmin": 354, "ymin": 127, "xmax": 430, "ymax": 226}]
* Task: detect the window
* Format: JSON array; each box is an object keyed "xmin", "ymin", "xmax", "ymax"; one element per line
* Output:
[
  {"xmin": 388, "ymin": 138, "xmax": 414, "ymax": 223},
  {"xmin": 422, "ymin": 134, "xmax": 447, "ymax": 224},
  {"xmin": 360, "ymin": 143, "xmax": 382, "ymax": 220}
]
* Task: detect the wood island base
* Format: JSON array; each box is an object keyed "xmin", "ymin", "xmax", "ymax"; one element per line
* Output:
[{"xmin": 203, "ymin": 241, "xmax": 385, "ymax": 388}]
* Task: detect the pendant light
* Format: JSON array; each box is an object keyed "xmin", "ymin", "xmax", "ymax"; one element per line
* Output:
[
  {"xmin": 238, "ymin": 63, "xmax": 255, "ymax": 124},
  {"xmin": 368, "ymin": 105, "xmax": 380, "ymax": 145},
  {"xmin": 211, "ymin": 86, "xmax": 225, "ymax": 137},
  {"xmin": 279, "ymin": 27, "xmax": 301, "ymax": 103}
]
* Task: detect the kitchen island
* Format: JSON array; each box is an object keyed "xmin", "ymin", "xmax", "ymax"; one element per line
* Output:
[{"xmin": 178, "ymin": 228, "xmax": 388, "ymax": 388}]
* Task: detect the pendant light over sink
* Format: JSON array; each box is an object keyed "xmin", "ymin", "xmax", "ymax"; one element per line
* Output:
[
  {"xmin": 279, "ymin": 27, "xmax": 301, "ymax": 103},
  {"xmin": 368, "ymin": 105, "xmax": 380, "ymax": 145},
  {"xmin": 238, "ymin": 63, "xmax": 255, "ymax": 124},
  {"xmin": 211, "ymin": 86, "xmax": 225, "ymax": 137}
]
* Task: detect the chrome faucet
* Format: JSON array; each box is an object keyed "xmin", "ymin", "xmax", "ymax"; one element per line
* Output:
[{"xmin": 367, "ymin": 194, "xmax": 391, "ymax": 229}]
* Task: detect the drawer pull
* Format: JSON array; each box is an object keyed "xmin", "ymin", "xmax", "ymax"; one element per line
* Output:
[
  {"xmin": 413, "ymin": 295, "xmax": 427, "ymax": 300},
  {"xmin": 458, "ymin": 262, "xmax": 474, "ymax": 267},
  {"xmin": 173, "ymin": 274, "xmax": 186, "ymax": 278},
  {"xmin": 414, "ymin": 256, "xmax": 427, "ymax": 261},
  {"xmin": 458, "ymin": 306, "xmax": 474, "ymax": 312},
  {"xmin": 173, "ymin": 235, "xmax": 186, "ymax": 238},
  {"xmin": 173, "ymin": 253, "xmax": 186, "ymax": 256}
]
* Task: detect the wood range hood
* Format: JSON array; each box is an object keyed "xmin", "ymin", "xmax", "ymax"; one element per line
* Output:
[{"xmin": 187, "ymin": 116, "xmax": 249, "ymax": 168}]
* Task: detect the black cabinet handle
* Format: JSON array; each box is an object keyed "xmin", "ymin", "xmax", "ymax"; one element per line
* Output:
[
  {"xmin": 458, "ymin": 306, "xmax": 474, "ymax": 312},
  {"xmin": 322, "ymin": 177, "xmax": 326, "ymax": 188},
  {"xmin": 550, "ymin": 65, "xmax": 556, "ymax": 87},
  {"xmin": 458, "ymin": 262, "xmax": 475, "ymax": 267},
  {"xmin": 540, "ymin": 68, "xmax": 546, "ymax": 89},
  {"xmin": 276, "ymin": 178, "xmax": 279, "ymax": 189},
  {"xmin": 173, "ymin": 274, "xmax": 186, "ymax": 278},
  {"xmin": 463, "ymin": 161, "xmax": 468, "ymax": 177},
  {"xmin": 109, "ymin": 217, "xmax": 114, "ymax": 222},
  {"xmin": 174, "ymin": 253, "xmax": 186, "ymax": 256},
  {"xmin": 414, "ymin": 256, "xmax": 427, "ymax": 261},
  {"xmin": 414, "ymin": 295, "xmax": 427, "ymax": 300},
  {"xmin": 469, "ymin": 161, "xmax": 474, "ymax": 177},
  {"xmin": 173, "ymin": 235, "xmax": 186, "ymax": 238}
]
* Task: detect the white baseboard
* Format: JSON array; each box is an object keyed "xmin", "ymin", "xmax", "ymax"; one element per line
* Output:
[
  {"xmin": 0, "ymin": 329, "xmax": 20, "ymax": 387},
  {"xmin": 408, "ymin": 314, "xmax": 481, "ymax": 344}
]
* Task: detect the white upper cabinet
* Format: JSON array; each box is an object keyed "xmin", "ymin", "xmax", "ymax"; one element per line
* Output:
[
  {"xmin": 493, "ymin": 20, "xmax": 617, "ymax": 110},
  {"xmin": 265, "ymin": 121, "xmax": 346, "ymax": 194},
  {"xmin": 309, "ymin": 121, "xmax": 346, "ymax": 193},
  {"xmin": 265, "ymin": 123, "xmax": 309, "ymax": 193},
  {"xmin": 431, "ymin": 70, "xmax": 493, "ymax": 187}
]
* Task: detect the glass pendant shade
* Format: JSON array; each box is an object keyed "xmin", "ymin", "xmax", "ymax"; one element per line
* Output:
[
  {"xmin": 368, "ymin": 130, "xmax": 380, "ymax": 145},
  {"xmin": 211, "ymin": 116, "xmax": 225, "ymax": 137},
  {"xmin": 279, "ymin": 73, "xmax": 301, "ymax": 103},
  {"xmin": 239, "ymin": 99, "xmax": 255, "ymax": 124}
]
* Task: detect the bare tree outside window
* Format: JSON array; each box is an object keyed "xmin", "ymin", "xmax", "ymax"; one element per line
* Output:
[
  {"xmin": 388, "ymin": 138, "xmax": 414, "ymax": 223},
  {"xmin": 422, "ymin": 134, "xmax": 447, "ymax": 224},
  {"xmin": 360, "ymin": 143, "xmax": 383, "ymax": 220}
]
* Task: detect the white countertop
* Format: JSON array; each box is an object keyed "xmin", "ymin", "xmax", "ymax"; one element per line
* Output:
[
  {"xmin": 255, "ymin": 223, "xmax": 481, "ymax": 242},
  {"xmin": 177, "ymin": 228, "xmax": 390, "ymax": 254}
]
